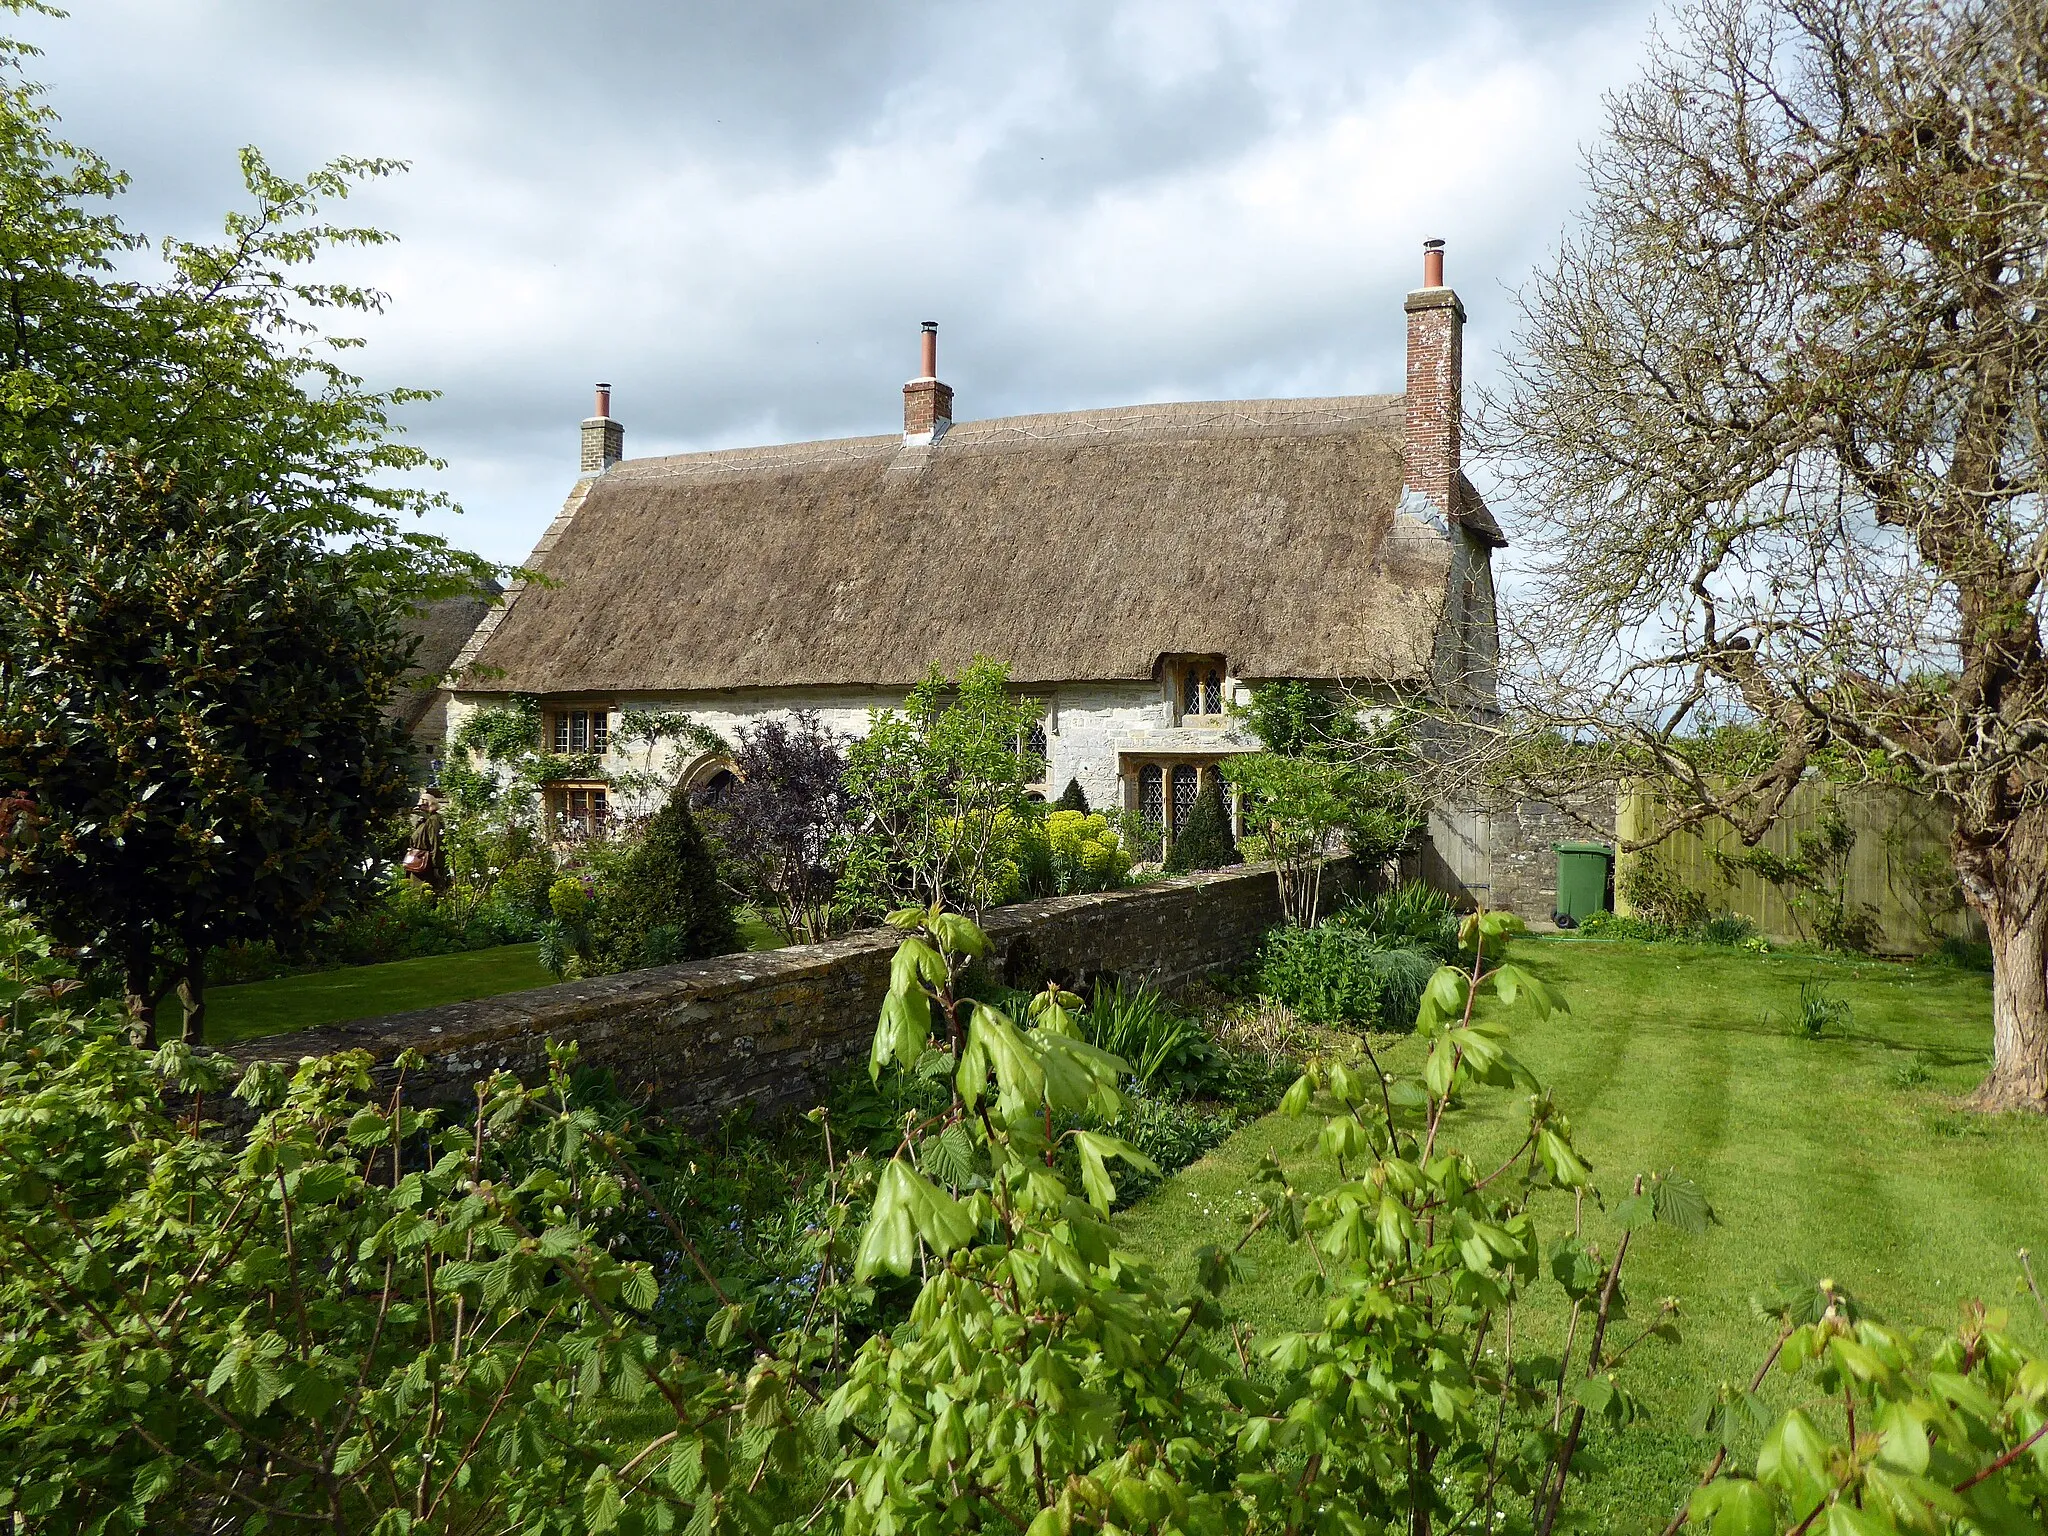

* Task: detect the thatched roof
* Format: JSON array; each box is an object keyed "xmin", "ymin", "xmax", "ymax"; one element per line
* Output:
[
  {"xmin": 392, "ymin": 586, "xmax": 500, "ymax": 733},
  {"xmin": 458, "ymin": 396, "xmax": 1500, "ymax": 695}
]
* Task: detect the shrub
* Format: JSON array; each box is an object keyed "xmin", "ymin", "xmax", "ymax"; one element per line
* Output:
[
  {"xmin": 1619, "ymin": 849, "xmax": 1713, "ymax": 930},
  {"xmin": 1578, "ymin": 909, "xmax": 1675, "ymax": 942},
  {"xmin": 1046, "ymin": 808, "xmax": 1130, "ymax": 893},
  {"xmin": 1163, "ymin": 776, "xmax": 1240, "ymax": 873},
  {"xmin": 1927, "ymin": 935, "xmax": 1994, "ymax": 971},
  {"xmin": 1056, "ymin": 777, "xmax": 1090, "ymax": 813},
  {"xmin": 1332, "ymin": 880, "xmax": 1460, "ymax": 961},
  {"xmin": 715, "ymin": 709, "xmax": 850, "ymax": 943},
  {"xmin": 1700, "ymin": 910, "xmax": 1760, "ymax": 945},
  {"xmin": 1256, "ymin": 922, "xmax": 1439, "ymax": 1030},
  {"xmin": 587, "ymin": 786, "xmax": 736, "ymax": 973}
]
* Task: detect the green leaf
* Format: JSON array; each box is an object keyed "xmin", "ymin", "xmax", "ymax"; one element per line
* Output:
[
  {"xmin": 1279, "ymin": 1073, "xmax": 1313, "ymax": 1116},
  {"xmin": 1537, "ymin": 1128, "xmax": 1593, "ymax": 1188},
  {"xmin": 1573, "ymin": 1375, "xmax": 1616, "ymax": 1415},
  {"xmin": 1875, "ymin": 1400, "xmax": 1930, "ymax": 1475},
  {"xmin": 1417, "ymin": 966, "xmax": 1467, "ymax": 1030},
  {"xmin": 1612, "ymin": 1193, "xmax": 1655, "ymax": 1231},
  {"xmin": 1071, "ymin": 1130, "xmax": 1158, "ymax": 1213},
  {"xmin": 620, "ymin": 1264, "xmax": 658, "ymax": 1312},
  {"xmin": 1652, "ymin": 1171, "xmax": 1714, "ymax": 1234},
  {"xmin": 919, "ymin": 1121, "xmax": 977, "ymax": 1188},
  {"xmin": 870, "ymin": 987, "xmax": 932, "ymax": 1082},
  {"xmin": 856, "ymin": 1160, "xmax": 976, "ymax": 1279},
  {"xmin": 1687, "ymin": 1479, "xmax": 1777, "ymax": 1536},
  {"xmin": 932, "ymin": 911, "xmax": 989, "ymax": 957},
  {"xmin": 583, "ymin": 1466, "xmax": 625, "ymax": 1535}
]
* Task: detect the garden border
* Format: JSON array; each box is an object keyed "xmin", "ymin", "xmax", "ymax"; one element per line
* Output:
[{"xmin": 225, "ymin": 859, "xmax": 1358, "ymax": 1125}]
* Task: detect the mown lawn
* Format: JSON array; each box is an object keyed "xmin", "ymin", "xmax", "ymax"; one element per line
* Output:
[
  {"xmin": 1117, "ymin": 939, "xmax": 2048, "ymax": 1534},
  {"xmin": 206, "ymin": 943, "xmax": 556, "ymax": 1044},
  {"xmin": 209, "ymin": 916, "xmax": 790, "ymax": 1045}
]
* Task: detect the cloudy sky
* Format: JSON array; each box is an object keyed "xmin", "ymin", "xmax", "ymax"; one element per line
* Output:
[{"xmin": 18, "ymin": 0, "xmax": 1658, "ymax": 566}]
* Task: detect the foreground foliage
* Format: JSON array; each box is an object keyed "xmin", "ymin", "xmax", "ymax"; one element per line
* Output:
[{"xmin": 4, "ymin": 908, "xmax": 2043, "ymax": 1533}]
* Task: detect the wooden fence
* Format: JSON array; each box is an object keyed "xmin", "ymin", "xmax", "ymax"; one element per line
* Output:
[{"xmin": 1612, "ymin": 780, "xmax": 1982, "ymax": 954}]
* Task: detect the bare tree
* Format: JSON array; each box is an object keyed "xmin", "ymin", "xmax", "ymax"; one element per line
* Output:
[{"xmin": 1486, "ymin": 0, "xmax": 2048, "ymax": 1109}]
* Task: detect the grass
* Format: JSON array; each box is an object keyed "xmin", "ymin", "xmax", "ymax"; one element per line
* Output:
[
  {"xmin": 206, "ymin": 944, "xmax": 554, "ymax": 1044},
  {"xmin": 209, "ymin": 909, "xmax": 789, "ymax": 1045},
  {"xmin": 1117, "ymin": 939, "xmax": 2048, "ymax": 1533}
]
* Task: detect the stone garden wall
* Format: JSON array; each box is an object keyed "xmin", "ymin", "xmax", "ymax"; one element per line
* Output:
[{"xmin": 226, "ymin": 859, "xmax": 1359, "ymax": 1127}]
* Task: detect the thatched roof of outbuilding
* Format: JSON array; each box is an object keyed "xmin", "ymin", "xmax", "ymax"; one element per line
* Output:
[
  {"xmin": 392, "ymin": 584, "xmax": 501, "ymax": 733},
  {"xmin": 456, "ymin": 396, "xmax": 1500, "ymax": 695}
]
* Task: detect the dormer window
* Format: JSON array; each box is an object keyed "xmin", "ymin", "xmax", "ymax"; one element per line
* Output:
[{"xmin": 1171, "ymin": 657, "xmax": 1227, "ymax": 722}]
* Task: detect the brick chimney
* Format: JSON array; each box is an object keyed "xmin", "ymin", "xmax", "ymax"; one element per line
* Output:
[
  {"xmin": 581, "ymin": 384, "xmax": 624, "ymax": 475},
  {"xmin": 1402, "ymin": 240, "xmax": 1464, "ymax": 526},
  {"xmin": 902, "ymin": 321, "xmax": 954, "ymax": 446}
]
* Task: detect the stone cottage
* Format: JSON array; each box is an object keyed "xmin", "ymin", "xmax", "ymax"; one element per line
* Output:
[{"xmin": 444, "ymin": 241, "xmax": 1503, "ymax": 843}]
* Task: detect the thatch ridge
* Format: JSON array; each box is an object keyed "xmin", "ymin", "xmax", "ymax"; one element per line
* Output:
[{"xmin": 462, "ymin": 394, "xmax": 1472, "ymax": 695}]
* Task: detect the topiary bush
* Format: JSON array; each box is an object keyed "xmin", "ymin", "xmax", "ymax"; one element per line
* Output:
[
  {"xmin": 1055, "ymin": 777, "xmax": 1090, "ymax": 813},
  {"xmin": 586, "ymin": 787, "xmax": 737, "ymax": 973},
  {"xmin": 1163, "ymin": 776, "xmax": 1239, "ymax": 873}
]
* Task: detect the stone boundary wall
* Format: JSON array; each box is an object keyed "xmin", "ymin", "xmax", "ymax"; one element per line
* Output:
[{"xmin": 226, "ymin": 859, "xmax": 1357, "ymax": 1126}]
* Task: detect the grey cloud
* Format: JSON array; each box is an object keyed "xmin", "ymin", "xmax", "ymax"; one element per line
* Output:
[{"xmin": 15, "ymin": 0, "xmax": 1661, "ymax": 564}]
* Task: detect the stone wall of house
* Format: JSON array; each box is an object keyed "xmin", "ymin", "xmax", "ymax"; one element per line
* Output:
[
  {"xmin": 225, "ymin": 858, "xmax": 1357, "ymax": 1127},
  {"xmin": 448, "ymin": 676, "xmax": 1260, "ymax": 821}
]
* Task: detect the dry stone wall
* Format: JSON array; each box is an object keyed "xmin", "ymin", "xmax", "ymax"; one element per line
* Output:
[{"xmin": 225, "ymin": 859, "xmax": 1356, "ymax": 1127}]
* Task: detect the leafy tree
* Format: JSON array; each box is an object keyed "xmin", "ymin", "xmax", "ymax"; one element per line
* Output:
[
  {"xmin": 839, "ymin": 656, "xmax": 1041, "ymax": 915},
  {"xmin": 715, "ymin": 709, "xmax": 850, "ymax": 943},
  {"xmin": 1227, "ymin": 682, "xmax": 1424, "ymax": 921},
  {"xmin": 0, "ymin": 13, "xmax": 502, "ymax": 1040},
  {"xmin": 0, "ymin": 457, "xmax": 415, "ymax": 1043},
  {"xmin": 587, "ymin": 783, "xmax": 736, "ymax": 972},
  {"xmin": 1162, "ymin": 774, "xmax": 1239, "ymax": 873},
  {"xmin": 1485, "ymin": 0, "xmax": 2048, "ymax": 1108},
  {"xmin": 0, "ymin": 17, "xmax": 487, "ymax": 595},
  {"xmin": 1223, "ymin": 750, "xmax": 1357, "ymax": 925}
]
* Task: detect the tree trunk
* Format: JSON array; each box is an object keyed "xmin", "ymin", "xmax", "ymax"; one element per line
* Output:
[
  {"xmin": 1955, "ymin": 820, "xmax": 2048, "ymax": 1113},
  {"xmin": 123, "ymin": 937, "xmax": 157, "ymax": 1050}
]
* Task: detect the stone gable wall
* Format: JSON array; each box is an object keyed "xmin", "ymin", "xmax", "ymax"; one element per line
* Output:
[{"xmin": 226, "ymin": 859, "xmax": 1357, "ymax": 1127}]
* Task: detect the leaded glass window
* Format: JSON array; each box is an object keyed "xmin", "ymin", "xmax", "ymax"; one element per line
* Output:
[
  {"xmin": 1171, "ymin": 765, "xmax": 1198, "ymax": 830},
  {"xmin": 1139, "ymin": 764, "xmax": 1164, "ymax": 830},
  {"xmin": 1201, "ymin": 669, "xmax": 1223, "ymax": 715}
]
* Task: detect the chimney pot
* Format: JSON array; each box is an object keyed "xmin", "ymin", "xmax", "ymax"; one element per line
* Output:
[
  {"xmin": 919, "ymin": 321, "xmax": 938, "ymax": 381},
  {"xmin": 1422, "ymin": 239, "xmax": 1445, "ymax": 289},
  {"xmin": 581, "ymin": 385, "xmax": 624, "ymax": 475}
]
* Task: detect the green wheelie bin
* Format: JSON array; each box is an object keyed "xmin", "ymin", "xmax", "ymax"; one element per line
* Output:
[{"xmin": 1552, "ymin": 842, "xmax": 1613, "ymax": 927}]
